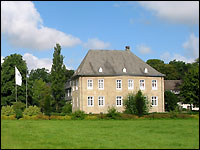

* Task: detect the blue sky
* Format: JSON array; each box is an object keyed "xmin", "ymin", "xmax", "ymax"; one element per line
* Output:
[{"xmin": 1, "ymin": 1, "xmax": 199, "ymax": 72}]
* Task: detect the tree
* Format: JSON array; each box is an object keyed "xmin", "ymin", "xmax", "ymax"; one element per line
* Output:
[
  {"xmin": 124, "ymin": 90, "xmax": 150, "ymax": 117},
  {"xmin": 180, "ymin": 65, "xmax": 199, "ymax": 108},
  {"xmin": 1, "ymin": 54, "xmax": 28, "ymax": 106},
  {"xmin": 29, "ymin": 68, "xmax": 50, "ymax": 83},
  {"xmin": 164, "ymin": 91, "xmax": 178, "ymax": 112},
  {"xmin": 64, "ymin": 69, "xmax": 74, "ymax": 82},
  {"xmin": 50, "ymin": 43, "xmax": 66, "ymax": 112},
  {"xmin": 146, "ymin": 59, "xmax": 165, "ymax": 73}
]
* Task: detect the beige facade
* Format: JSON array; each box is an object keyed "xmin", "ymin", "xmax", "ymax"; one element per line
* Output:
[{"xmin": 72, "ymin": 76, "xmax": 165, "ymax": 114}]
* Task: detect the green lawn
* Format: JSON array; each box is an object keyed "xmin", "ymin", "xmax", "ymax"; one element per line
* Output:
[{"xmin": 1, "ymin": 119, "xmax": 199, "ymax": 149}]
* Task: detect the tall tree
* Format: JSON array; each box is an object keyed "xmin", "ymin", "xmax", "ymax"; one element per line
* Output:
[
  {"xmin": 50, "ymin": 43, "xmax": 66, "ymax": 112},
  {"xmin": 164, "ymin": 91, "xmax": 178, "ymax": 112},
  {"xmin": 180, "ymin": 65, "xmax": 199, "ymax": 108},
  {"xmin": 29, "ymin": 68, "xmax": 50, "ymax": 83},
  {"xmin": 1, "ymin": 54, "xmax": 28, "ymax": 106}
]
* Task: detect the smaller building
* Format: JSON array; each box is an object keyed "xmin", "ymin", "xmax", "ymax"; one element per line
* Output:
[{"xmin": 164, "ymin": 80, "xmax": 199, "ymax": 111}]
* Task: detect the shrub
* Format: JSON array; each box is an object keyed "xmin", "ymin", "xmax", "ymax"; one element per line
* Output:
[
  {"xmin": 106, "ymin": 107, "xmax": 120, "ymax": 119},
  {"xmin": 124, "ymin": 90, "xmax": 150, "ymax": 117},
  {"xmin": 62, "ymin": 102, "xmax": 72, "ymax": 114},
  {"xmin": 15, "ymin": 109, "xmax": 23, "ymax": 119},
  {"xmin": 50, "ymin": 112, "xmax": 66, "ymax": 116},
  {"xmin": 1, "ymin": 105, "xmax": 15, "ymax": 116},
  {"xmin": 85, "ymin": 115, "xmax": 98, "ymax": 120},
  {"xmin": 23, "ymin": 105, "xmax": 42, "ymax": 116},
  {"xmin": 12, "ymin": 102, "xmax": 26, "ymax": 111},
  {"xmin": 71, "ymin": 110, "xmax": 85, "ymax": 120},
  {"xmin": 1, "ymin": 115, "xmax": 16, "ymax": 120}
]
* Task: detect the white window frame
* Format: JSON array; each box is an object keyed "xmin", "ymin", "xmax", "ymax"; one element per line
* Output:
[
  {"xmin": 98, "ymin": 79, "xmax": 104, "ymax": 90},
  {"xmin": 116, "ymin": 96, "xmax": 123, "ymax": 107},
  {"xmin": 152, "ymin": 80, "xmax": 157, "ymax": 90},
  {"xmin": 116, "ymin": 79, "xmax": 122, "ymax": 90},
  {"xmin": 98, "ymin": 96, "xmax": 105, "ymax": 107},
  {"xmin": 128, "ymin": 79, "xmax": 134, "ymax": 90},
  {"xmin": 87, "ymin": 96, "xmax": 94, "ymax": 107},
  {"xmin": 151, "ymin": 96, "xmax": 158, "ymax": 106},
  {"xmin": 87, "ymin": 79, "xmax": 93, "ymax": 90},
  {"xmin": 139, "ymin": 79, "xmax": 145, "ymax": 90}
]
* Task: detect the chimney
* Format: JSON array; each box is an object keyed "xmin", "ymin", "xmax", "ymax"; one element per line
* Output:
[{"xmin": 125, "ymin": 46, "xmax": 130, "ymax": 52}]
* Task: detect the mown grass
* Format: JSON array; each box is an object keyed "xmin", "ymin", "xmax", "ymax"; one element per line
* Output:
[{"xmin": 1, "ymin": 119, "xmax": 199, "ymax": 149}]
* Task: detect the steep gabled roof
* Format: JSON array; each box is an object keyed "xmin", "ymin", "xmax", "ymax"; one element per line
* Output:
[{"xmin": 73, "ymin": 49, "xmax": 165, "ymax": 77}]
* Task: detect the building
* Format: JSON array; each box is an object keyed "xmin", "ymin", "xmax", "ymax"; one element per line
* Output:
[
  {"xmin": 66, "ymin": 46, "xmax": 165, "ymax": 114},
  {"xmin": 164, "ymin": 80, "xmax": 199, "ymax": 111},
  {"xmin": 164, "ymin": 80, "xmax": 182, "ymax": 94}
]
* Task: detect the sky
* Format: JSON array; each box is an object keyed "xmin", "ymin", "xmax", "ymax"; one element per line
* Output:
[{"xmin": 1, "ymin": 1, "xmax": 199, "ymax": 72}]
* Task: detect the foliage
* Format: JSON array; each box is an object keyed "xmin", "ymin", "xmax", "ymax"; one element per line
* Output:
[
  {"xmin": 180, "ymin": 65, "xmax": 199, "ymax": 108},
  {"xmin": 15, "ymin": 109, "xmax": 23, "ymax": 119},
  {"xmin": 23, "ymin": 105, "xmax": 42, "ymax": 116},
  {"xmin": 65, "ymin": 69, "xmax": 74, "ymax": 82},
  {"xmin": 29, "ymin": 68, "xmax": 50, "ymax": 83},
  {"xmin": 62, "ymin": 102, "xmax": 72, "ymax": 114},
  {"xmin": 71, "ymin": 110, "xmax": 85, "ymax": 120},
  {"xmin": 44, "ymin": 94, "xmax": 51, "ymax": 116},
  {"xmin": 106, "ymin": 106, "xmax": 120, "ymax": 119},
  {"xmin": 164, "ymin": 91, "xmax": 178, "ymax": 112},
  {"xmin": 1, "ymin": 115, "xmax": 16, "ymax": 120},
  {"xmin": 12, "ymin": 101, "xmax": 26, "ymax": 111},
  {"xmin": 50, "ymin": 43, "xmax": 66, "ymax": 112},
  {"xmin": 1, "ymin": 105, "xmax": 15, "ymax": 116},
  {"xmin": 124, "ymin": 91, "xmax": 150, "ymax": 117},
  {"xmin": 1, "ymin": 54, "xmax": 28, "ymax": 106}
]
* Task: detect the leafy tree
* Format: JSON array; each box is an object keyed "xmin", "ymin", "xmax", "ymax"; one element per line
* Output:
[
  {"xmin": 180, "ymin": 65, "xmax": 199, "ymax": 108},
  {"xmin": 50, "ymin": 43, "xmax": 66, "ymax": 112},
  {"xmin": 163, "ymin": 64, "xmax": 179, "ymax": 80},
  {"xmin": 65, "ymin": 69, "xmax": 74, "ymax": 82},
  {"xmin": 146, "ymin": 59, "xmax": 165, "ymax": 73},
  {"xmin": 1, "ymin": 54, "xmax": 28, "ymax": 106},
  {"xmin": 164, "ymin": 91, "xmax": 178, "ymax": 112},
  {"xmin": 124, "ymin": 90, "xmax": 150, "ymax": 117},
  {"xmin": 29, "ymin": 68, "xmax": 50, "ymax": 83}
]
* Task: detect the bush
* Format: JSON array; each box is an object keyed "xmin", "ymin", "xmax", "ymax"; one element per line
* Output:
[
  {"xmin": 23, "ymin": 105, "xmax": 42, "ymax": 116},
  {"xmin": 12, "ymin": 102, "xmax": 26, "ymax": 111},
  {"xmin": 1, "ymin": 105, "xmax": 15, "ymax": 116},
  {"xmin": 164, "ymin": 91, "xmax": 178, "ymax": 112},
  {"xmin": 85, "ymin": 115, "xmax": 98, "ymax": 120},
  {"xmin": 71, "ymin": 110, "xmax": 85, "ymax": 120},
  {"xmin": 124, "ymin": 90, "xmax": 150, "ymax": 117},
  {"xmin": 106, "ymin": 107, "xmax": 120, "ymax": 119},
  {"xmin": 50, "ymin": 112, "xmax": 66, "ymax": 116},
  {"xmin": 62, "ymin": 102, "xmax": 72, "ymax": 114},
  {"xmin": 1, "ymin": 115, "xmax": 16, "ymax": 120},
  {"xmin": 15, "ymin": 109, "xmax": 23, "ymax": 119}
]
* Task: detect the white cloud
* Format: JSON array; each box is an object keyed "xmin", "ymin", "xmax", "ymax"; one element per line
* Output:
[
  {"xmin": 1, "ymin": 1, "xmax": 81, "ymax": 50},
  {"xmin": 83, "ymin": 38, "xmax": 110, "ymax": 49},
  {"xmin": 138, "ymin": 1, "xmax": 199, "ymax": 25},
  {"xmin": 23, "ymin": 53, "xmax": 52, "ymax": 72},
  {"xmin": 136, "ymin": 44, "xmax": 152, "ymax": 54},
  {"xmin": 1, "ymin": 56, "xmax": 4, "ymax": 64},
  {"xmin": 182, "ymin": 33, "xmax": 199, "ymax": 58}
]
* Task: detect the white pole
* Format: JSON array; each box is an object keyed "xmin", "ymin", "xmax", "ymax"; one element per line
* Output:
[{"xmin": 26, "ymin": 70, "xmax": 28, "ymax": 108}]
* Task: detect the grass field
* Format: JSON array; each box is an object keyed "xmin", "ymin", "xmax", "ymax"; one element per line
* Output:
[{"xmin": 1, "ymin": 119, "xmax": 199, "ymax": 149}]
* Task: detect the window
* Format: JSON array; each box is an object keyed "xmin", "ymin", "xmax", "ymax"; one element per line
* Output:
[
  {"xmin": 152, "ymin": 96, "xmax": 158, "ymax": 106},
  {"xmin": 88, "ymin": 96, "xmax": 94, "ymax": 106},
  {"xmin": 77, "ymin": 97, "xmax": 79, "ymax": 107},
  {"xmin": 99, "ymin": 67, "xmax": 103, "ymax": 72},
  {"xmin": 76, "ymin": 80, "xmax": 78, "ymax": 90},
  {"xmin": 116, "ymin": 80, "xmax": 122, "ymax": 90},
  {"xmin": 98, "ymin": 79, "xmax": 104, "ymax": 90},
  {"xmin": 123, "ymin": 68, "xmax": 126, "ymax": 72},
  {"xmin": 152, "ymin": 80, "xmax": 157, "ymax": 90},
  {"xmin": 116, "ymin": 96, "xmax": 123, "ymax": 106},
  {"xmin": 87, "ymin": 79, "xmax": 93, "ymax": 89},
  {"xmin": 98, "ymin": 96, "xmax": 105, "ymax": 106},
  {"xmin": 128, "ymin": 79, "xmax": 134, "ymax": 90},
  {"xmin": 139, "ymin": 80, "xmax": 145, "ymax": 90}
]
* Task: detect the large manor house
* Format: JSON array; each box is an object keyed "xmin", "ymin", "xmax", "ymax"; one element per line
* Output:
[{"xmin": 65, "ymin": 46, "xmax": 165, "ymax": 114}]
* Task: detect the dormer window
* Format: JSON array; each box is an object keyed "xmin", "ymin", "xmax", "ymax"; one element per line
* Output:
[
  {"xmin": 144, "ymin": 68, "xmax": 148, "ymax": 73},
  {"xmin": 123, "ymin": 68, "xmax": 126, "ymax": 73},
  {"xmin": 99, "ymin": 67, "xmax": 102, "ymax": 72}
]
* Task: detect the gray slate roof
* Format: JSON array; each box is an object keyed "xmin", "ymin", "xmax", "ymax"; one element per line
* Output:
[
  {"xmin": 164, "ymin": 80, "xmax": 182, "ymax": 91},
  {"xmin": 73, "ymin": 49, "xmax": 165, "ymax": 77}
]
